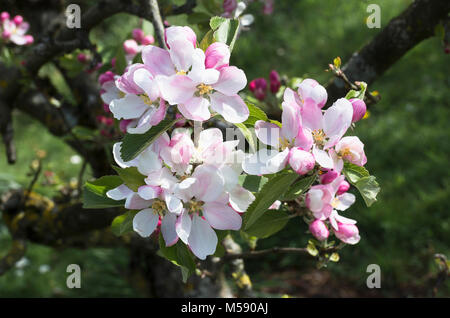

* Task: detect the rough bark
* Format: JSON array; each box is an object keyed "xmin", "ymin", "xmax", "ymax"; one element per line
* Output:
[{"xmin": 326, "ymin": 0, "xmax": 450, "ymax": 103}]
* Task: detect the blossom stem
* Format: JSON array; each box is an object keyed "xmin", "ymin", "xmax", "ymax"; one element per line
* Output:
[
  {"xmin": 148, "ymin": 0, "xmax": 168, "ymax": 50},
  {"xmin": 193, "ymin": 120, "xmax": 202, "ymax": 148}
]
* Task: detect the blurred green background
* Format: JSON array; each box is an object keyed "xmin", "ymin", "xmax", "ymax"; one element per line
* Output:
[{"xmin": 0, "ymin": 0, "xmax": 448, "ymax": 297}]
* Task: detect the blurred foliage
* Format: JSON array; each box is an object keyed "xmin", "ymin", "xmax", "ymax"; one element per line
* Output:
[{"xmin": 0, "ymin": 0, "xmax": 448, "ymax": 297}]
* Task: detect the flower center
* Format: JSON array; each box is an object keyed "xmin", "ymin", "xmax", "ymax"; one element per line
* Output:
[
  {"xmin": 331, "ymin": 197, "xmax": 340, "ymax": 208},
  {"xmin": 188, "ymin": 200, "xmax": 204, "ymax": 214},
  {"xmin": 197, "ymin": 83, "xmax": 213, "ymax": 96},
  {"xmin": 151, "ymin": 199, "xmax": 166, "ymax": 216},
  {"xmin": 279, "ymin": 137, "xmax": 291, "ymax": 151},
  {"xmin": 176, "ymin": 70, "xmax": 187, "ymax": 75},
  {"xmin": 312, "ymin": 129, "xmax": 326, "ymax": 147},
  {"xmin": 338, "ymin": 147, "xmax": 352, "ymax": 159}
]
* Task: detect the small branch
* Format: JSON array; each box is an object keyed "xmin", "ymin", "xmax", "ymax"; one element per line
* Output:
[
  {"xmin": 0, "ymin": 100, "xmax": 16, "ymax": 164},
  {"xmin": 221, "ymin": 246, "xmax": 309, "ymax": 263},
  {"xmin": 148, "ymin": 0, "xmax": 168, "ymax": 50},
  {"xmin": 193, "ymin": 121, "xmax": 202, "ymax": 148}
]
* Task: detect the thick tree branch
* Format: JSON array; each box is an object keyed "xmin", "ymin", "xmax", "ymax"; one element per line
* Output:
[{"xmin": 326, "ymin": 0, "xmax": 450, "ymax": 103}]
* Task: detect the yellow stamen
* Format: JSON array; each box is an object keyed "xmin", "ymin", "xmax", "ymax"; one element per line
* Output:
[
  {"xmin": 197, "ymin": 83, "xmax": 213, "ymax": 96},
  {"xmin": 139, "ymin": 94, "xmax": 153, "ymax": 106},
  {"xmin": 189, "ymin": 200, "xmax": 204, "ymax": 214},
  {"xmin": 312, "ymin": 129, "xmax": 326, "ymax": 147},
  {"xmin": 279, "ymin": 137, "xmax": 291, "ymax": 151},
  {"xmin": 176, "ymin": 70, "xmax": 187, "ymax": 75},
  {"xmin": 151, "ymin": 200, "xmax": 166, "ymax": 216}
]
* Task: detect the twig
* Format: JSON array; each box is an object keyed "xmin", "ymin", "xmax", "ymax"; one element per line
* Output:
[
  {"xmin": 148, "ymin": 0, "xmax": 168, "ymax": 50},
  {"xmin": 77, "ymin": 159, "xmax": 88, "ymax": 197},
  {"xmin": 22, "ymin": 159, "xmax": 42, "ymax": 208},
  {"xmin": 221, "ymin": 246, "xmax": 309, "ymax": 263}
]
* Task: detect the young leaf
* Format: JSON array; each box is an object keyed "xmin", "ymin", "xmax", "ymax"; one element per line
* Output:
[
  {"xmin": 209, "ymin": 17, "xmax": 240, "ymax": 52},
  {"xmin": 82, "ymin": 176, "xmax": 125, "ymax": 209},
  {"xmin": 158, "ymin": 235, "xmax": 196, "ymax": 283},
  {"xmin": 111, "ymin": 210, "xmax": 138, "ymax": 236},
  {"xmin": 112, "ymin": 166, "xmax": 146, "ymax": 192},
  {"xmin": 120, "ymin": 118, "xmax": 179, "ymax": 162},
  {"xmin": 199, "ymin": 29, "xmax": 215, "ymax": 51},
  {"xmin": 345, "ymin": 81, "xmax": 367, "ymax": 100},
  {"xmin": 242, "ymin": 102, "xmax": 269, "ymax": 127},
  {"xmin": 282, "ymin": 174, "xmax": 316, "ymax": 201},
  {"xmin": 244, "ymin": 171, "xmax": 299, "ymax": 230},
  {"xmin": 244, "ymin": 209, "xmax": 290, "ymax": 238},
  {"xmin": 239, "ymin": 175, "xmax": 269, "ymax": 192},
  {"xmin": 343, "ymin": 162, "xmax": 380, "ymax": 207},
  {"xmin": 354, "ymin": 176, "xmax": 380, "ymax": 207},
  {"xmin": 234, "ymin": 123, "xmax": 257, "ymax": 152}
]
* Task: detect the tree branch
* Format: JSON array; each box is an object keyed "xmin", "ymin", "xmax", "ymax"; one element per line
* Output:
[{"xmin": 326, "ymin": 0, "xmax": 450, "ymax": 103}]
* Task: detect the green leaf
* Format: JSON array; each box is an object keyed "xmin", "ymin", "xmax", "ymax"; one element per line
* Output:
[
  {"xmin": 342, "ymin": 162, "xmax": 370, "ymax": 184},
  {"xmin": 158, "ymin": 235, "xmax": 196, "ymax": 283},
  {"xmin": 209, "ymin": 17, "xmax": 240, "ymax": 52},
  {"xmin": 345, "ymin": 81, "xmax": 367, "ymax": 100},
  {"xmin": 199, "ymin": 29, "xmax": 216, "ymax": 51},
  {"xmin": 112, "ymin": 166, "xmax": 145, "ymax": 192},
  {"xmin": 282, "ymin": 174, "xmax": 316, "ymax": 201},
  {"xmin": 120, "ymin": 118, "xmax": 179, "ymax": 162},
  {"xmin": 235, "ymin": 123, "xmax": 256, "ymax": 152},
  {"xmin": 82, "ymin": 176, "xmax": 125, "ymax": 209},
  {"xmin": 114, "ymin": 45, "xmax": 127, "ymax": 74},
  {"xmin": 354, "ymin": 176, "xmax": 380, "ymax": 207},
  {"xmin": 244, "ymin": 209, "xmax": 290, "ymax": 238},
  {"xmin": 244, "ymin": 170, "xmax": 299, "ymax": 230},
  {"xmin": 307, "ymin": 240, "xmax": 318, "ymax": 257},
  {"xmin": 238, "ymin": 175, "xmax": 268, "ymax": 192},
  {"xmin": 343, "ymin": 162, "xmax": 380, "ymax": 207},
  {"xmin": 242, "ymin": 102, "xmax": 269, "ymax": 127},
  {"xmin": 111, "ymin": 210, "xmax": 138, "ymax": 236}
]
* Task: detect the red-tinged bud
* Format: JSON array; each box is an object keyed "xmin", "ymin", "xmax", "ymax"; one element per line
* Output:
[
  {"xmin": 309, "ymin": 219, "xmax": 329, "ymax": 241},
  {"xmin": 349, "ymin": 98, "xmax": 367, "ymax": 123},
  {"xmin": 13, "ymin": 15, "xmax": 23, "ymax": 25}
]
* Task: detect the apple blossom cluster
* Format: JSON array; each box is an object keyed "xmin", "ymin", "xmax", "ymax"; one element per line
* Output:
[
  {"xmin": 1, "ymin": 12, "xmax": 33, "ymax": 46},
  {"xmin": 123, "ymin": 28, "xmax": 155, "ymax": 64},
  {"xmin": 92, "ymin": 23, "xmax": 375, "ymax": 263},
  {"xmin": 242, "ymin": 78, "xmax": 368, "ymax": 245},
  {"xmin": 106, "ymin": 128, "xmax": 254, "ymax": 260},
  {"xmin": 101, "ymin": 25, "xmax": 250, "ymax": 135}
]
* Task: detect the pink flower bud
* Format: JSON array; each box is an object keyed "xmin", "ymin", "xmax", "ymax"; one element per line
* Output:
[
  {"xmin": 309, "ymin": 219, "xmax": 329, "ymax": 241},
  {"xmin": 141, "ymin": 35, "xmax": 155, "ymax": 45},
  {"xmin": 249, "ymin": 78, "xmax": 267, "ymax": 101},
  {"xmin": 205, "ymin": 42, "xmax": 230, "ymax": 70},
  {"xmin": 1, "ymin": 12, "xmax": 10, "ymax": 22},
  {"xmin": 25, "ymin": 34, "xmax": 34, "ymax": 45},
  {"xmin": 175, "ymin": 113, "xmax": 187, "ymax": 127},
  {"xmin": 98, "ymin": 71, "xmax": 115, "ymax": 85},
  {"xmin": 164, "ymin": 20, "xmax": 170, "ymax": 27},
  {"xmin": 13, "ymin": 15, "xmax": 23, "ymax": 25},
  {"xmin": 335, "ymin": 136, "xmax": 367, "ymax": 166},
  {"xmin": 263, "ymin": 0, "xmax": 274, "ymax": 15},
  {"xmin": 349, "ymin": 98, "xmax": 367, "ymax": 123},
  {"xmin": 119, "ymin": 119, "xmax": 133, "ymax": 133},
  {"xmin": 132, "ymin": 28, "xmax": 145, "ymax": 43},
  {"xmin": 319, "ymin": 170, "xmax": 339, "ymax": 184},
  {"xmin": 269, "ymin": 70, "xmax": 281, "ymax": 93},
  {"xmin": 288, "ymin": 147, "xmax": 315, "ymax": 175},
  {"xmin": 336, "ymin": 180, "xmax": 350, "ymax": 195},
  {"xmin": 103, "ymin": 103, "xmax": 111, "ymax": 113},
  {"xmin": 2, "ymin": 30, "xmax": 11, "ymax": 39},
  {"xmin": 297, "ymin": 78, "xmax": 328, "ymax": 108},
  {"xmin": 77, "ymin": 53, "xmax": 88, "ymax": 63},
  {"xmin": 223, "ymin": 0, "xmax": 238, "ymax": 15},
  {"xmin": 334, "ymin": 223, "xmax": 360, "ymax": 245},
  {"xmin": 123, "ymin": 39, "xmax": 139, "ymax": 55}
]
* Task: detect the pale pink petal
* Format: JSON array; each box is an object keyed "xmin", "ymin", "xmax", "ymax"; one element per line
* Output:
[
  {"xmin": 176, "ymin": 210, "xmax": 192, "ymax": 244},
  {"xmin": 125, "ymin": 193, "xmax": 152, "ymax": 210},
  {"xmin": 209, "ymin": 92, "xmax": 249, "ymax": 123},
  {"xmin": 312, "ymin": 147, "xmax": 334, "ymax": 169},
  {"xmin": 266, "ymin": 148, "xmax": 290, "ymax": 173},
  {"xmin": 106, "ymin": 184, "xmax": 133, "ymax": 200},
  {"xmin": 254, "ymin": 120, "xmax": 280, "ymax": 148},
  {"xmin": 178, "ymin": 96, "xmax": 211, "ymax": 121},
  {"xmin": 228, "ymin": 186, "xmax": 255, "ymax": 212},
  {"xmin": 192, "ymin": 165, "xmax": 225, "ymax": 202},
  {"xmin": 138, "ymin": 185, "xmax": 162, "ymax": 200},
  {"xmin": 281, "ymin": 99, "xmax": 302, "ymax": 141},
  {"xmin": 133, "ymin": 68, "xmax": 160, "ymax": 101},
  {"xmin": 188, "ymin": 214, "xmax": 218, "ymax": 260},
  {"xmin": 141, "ymin": 45, "xmax": 175, "ymax": 76},
  {"xmin": 157, "ymin": 75, "xmax": 196, "ymax": 105},
  {"xmin": 212, "ymin": 66, "xmax": 247, "ymax": 96},
  {"xmin": 203, "ymin": 202, "xmax": 242, "ymax": 230},
  {"xmin": 161, "ymin": 212, "xmax": 179, "ymax": 246},
  {"xmin": 323, "ymin": 98, "xmax": 353, "ymax": 148},
  {"xmin": 133, "ymin": 208, "xmax": 159, "ymax": 237},
  {"xmin": 109, "ymin": 94, "xmax": 148, "ymax": 120}
]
